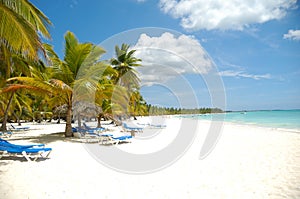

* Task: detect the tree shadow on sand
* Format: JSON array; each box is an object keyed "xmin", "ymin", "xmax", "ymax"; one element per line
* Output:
[
  {"xmin": 0, "ymin": 160, "xmax": 10, "ymax": 167},
  {"xmin": 7, "ymin": 132, "xmax": 81, "ymax": 145},
  {"xmin": 0, "ymin": 156, "xmax": 50, "ymax": 162}
]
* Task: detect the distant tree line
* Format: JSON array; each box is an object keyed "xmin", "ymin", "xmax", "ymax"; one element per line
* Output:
[{"xmin": 147, "ymin": 105, "xmax": 224, "ymax": 115}]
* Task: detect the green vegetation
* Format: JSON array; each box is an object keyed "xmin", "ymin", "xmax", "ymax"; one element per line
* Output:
[
  {"xmin": 0, "ymin": 0, "xmax": 223, "ymax": 136},
  {"xmin": 147, "ymin": 105, "xmax": 224, "ymax": 115}
]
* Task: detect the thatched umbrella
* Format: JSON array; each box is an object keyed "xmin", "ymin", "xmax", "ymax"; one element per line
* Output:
[
  {"xmin": 73, "ymin": 101, "xmax": 102, "ymax": 128},
  {"xmin": 53, "ymin": 104, "xmax": 68, "ymax": 123}
]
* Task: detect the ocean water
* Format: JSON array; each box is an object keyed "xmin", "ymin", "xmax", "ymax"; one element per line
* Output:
[{"xmin": 180, "ymin": 110, "xmax": 300, "ymax": 132}]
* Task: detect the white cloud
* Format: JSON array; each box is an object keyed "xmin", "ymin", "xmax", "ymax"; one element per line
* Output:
[
  {"xmin": 159, "ymin": 0, "xmax": 297, "ymax": 31},
  {"xmin": 132, "ymin": 32, "xmax": 214, "ymax": 85},
  {"xmin": 219, "ymin": 70, "xmax": 271, "ymax": 80},
  {"xmin": 283, "ymin": 29, "xmax": 300, "ymax": 41},
  {"xmin": 217, "ymin": 59, "xmax": 273, "ymax": 80}
]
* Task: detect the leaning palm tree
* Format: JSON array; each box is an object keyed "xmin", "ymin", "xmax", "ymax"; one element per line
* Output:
[
  {"xmin": 110, "ymin": 43, "xmax": 142, "ymax": 90},
  {"xmin": 0, "ymin": 55, "xmax": 45, "ymax": 130},
  {"xmin": 0, "ymin": 0, "xmax": 52, "ymax": 59}
]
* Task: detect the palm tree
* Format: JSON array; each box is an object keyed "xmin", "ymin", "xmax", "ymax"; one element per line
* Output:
[
  {"xmin": 50, "ymin": 32, "xmax": 109, "ymax": 133},
  {"xmin": 128, "ymin": 91, "xmax": 148, "ymax": 119},
  {"xmin": 95, "ymin": 78, "xmax": 130, "ymax": 126},
  {"xmin": 110, "ymin": 44, "xmax": 145, "ymax": 119},
  {"xmin": 0, "ymin": 54, "xmax": 45, "ymax": 130},
  {"xmin": 0, "ymin": 0, "xmax": 52, "ymax": 60},
  {"xmin": 0, "ymin": 0, "xmax": 51, "ymax": 130},
  {"xmin": 110, "ymin": 43, "xmax": 142, "ymax": 90},
  {"xmin": 44, "ymin": 31, "xmax": 107, "ymax": 136}
]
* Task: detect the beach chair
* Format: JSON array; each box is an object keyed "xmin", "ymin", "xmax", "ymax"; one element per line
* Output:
[
  {"xmin": 72, "ymin": 127, "xmax": 94, "ymax": 134},
  {"xmin": 149, "ymin": 124, "xmax": 167, "ymax": 128},
  {"xmin": 0, "ymin": 139, "xmax": 51, "ymax": 161},
  {"xmin": 0, "ymin": 138, "xmax": 45, "ymax": 148},
  {"xmin": 112, "ymin": 135, "xmax": 132, "ymax": 142},
  {"xmin": 137, "ymin": 122, "xmax": 150, "ymax": 126},
  {"xmin": 99, "ymin": 135, "xmax": 133, "ymax": 145},
  {"xmin": 122, "ymin": 123, "xmax": 143, "ymax": 133},
  {"xmin": 0, "ymin": 131, "xmax": 12, "ymax": 138},
  {"xmin": 0, "ymin": 146, "xmax": 52, "ymax": 161},
  {"xmin": 136, "ymin": 122, "xmax": 167, "ymax": 128},
  {"xmin": 72, "ymin": 127, "xmax": 104, "ymax": 143},
  {"xmin": 10, "ymin": 124, "xmax": 30, "ymax": 131},
  {"xmin": 83, "ymin": 123, "xmax": 105, "ymax": 132}
]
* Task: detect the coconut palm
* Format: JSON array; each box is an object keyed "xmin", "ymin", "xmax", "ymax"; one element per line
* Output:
[
  {"xmin": 95, "ymin": 78, "xmax": 130, "ymax": 126},
  {"xmin": 110, "ymin": 43, "xmax": 142, "ymax": 90},
  {"xmin": 0, "ymin": 55, "xmax": 46, "ymax": 130},
  {"xmin": 43, "ymin": 32, "xmax": 107, "ymax": 136},
  {"xmin": 0, "ymin": 0, "xmax": 51, "ymax": 130},
  {"xmin": 1, "ymin": 60, "xmax": 52, "ymax": 129},
  {"xmin": 128, "ymin": 91, "xmax": 148, "ymax": 119},
  {"xmin": 0, "ymin": 0, "xmax": 52, "ymax": 59}
]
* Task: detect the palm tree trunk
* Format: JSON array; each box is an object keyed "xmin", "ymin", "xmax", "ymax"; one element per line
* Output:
[
  {"xmin": 12, "ymin": 112, "xmax": 21, "ymax": 125},
  {"xmin": 97, "ymin": 114, "xmax": 102, "ymax": 128},
  {"xmin": 1, "ymin": 92, "xmax": 14, "ymax": 131},
  {"xmin": 77, "ymin": 114, "xmax": 82, "ymax": 129},
  {"xmin": 65, "ymin": 104, "xmax": 73, "ymax": 137}
]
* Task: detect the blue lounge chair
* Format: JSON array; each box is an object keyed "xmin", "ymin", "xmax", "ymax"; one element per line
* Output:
[
  {"xmin": 72, "ymin": 127, "xmax": 94, "ymax": 134},
  {"xmin": 83, "ymin": 123, "xmax": 105, "ymax": 132},
  {"xmin": 0, "ymin": 144, "xmax": 51, "ymax": 161},
  {"xmin": 112, "ymin": 135, "xmax": 132, "ymax": 141},
  {"xmin": 10, "ymin": 124, "xmax": 30, "ymax": 131},
  {"xmin": 122, "ymin": 123, "xmax": 143, "ymax": 132},
  {"xmin": 0, "ymin": 131, "xmax": 12, "ymax": 138},
  {"xmin": 99, "ymin": 135, "xmax": 133, "ymax": 145},
  {"xmin": 72, "ymin": 127, "xmax": 107, "ymax": 143},
  {"xmin": 0, "ymin": 138, "xmax": 45, "ymax": 148}
]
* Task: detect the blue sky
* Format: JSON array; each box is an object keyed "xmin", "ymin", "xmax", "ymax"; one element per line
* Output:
[{"xmin": 32, "ymin": 0, "xmax": 300, "ymax": 111}]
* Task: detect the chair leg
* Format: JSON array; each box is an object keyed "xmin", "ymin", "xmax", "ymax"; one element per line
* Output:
[
  {"xmin": 22, "ymin": 151, "xmax": 32, "ymax": 162},
  {"xmin": 0, "ymin": 151, "xmax": 6, "ymax": 159}
]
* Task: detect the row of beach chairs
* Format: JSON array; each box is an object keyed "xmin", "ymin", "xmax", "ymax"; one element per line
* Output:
[
  {"xmin": 72, "ymin": 123, "xmax": 133, "ymax": 144},
  {"xmin": 0, "ymin": 121, "xmax": 167, "ymax": 161},
  {"xmin": 72, "ymin": 129, "xmax": 133, "ymax": 145}
]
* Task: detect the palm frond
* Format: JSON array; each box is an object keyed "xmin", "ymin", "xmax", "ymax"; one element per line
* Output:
[
  {"xmin": 1, "ymin": 0, "xmax": 52, "ymax": 38},
  {"xmin": 2, "ymin": 83, "xmax": 50, "ymax": 94},
  {"xmin": 48, "ymin": 79, "xmax": 72, "ymax": 92},
  {"xmin": 0, "ymin": 3, "xmax": 41, "ymax": 59},
  {"xmin": 7, "ymin": 76, "xmax": 54, "ymax": 94},
  {"xmin": 64, "ymin": 31, "xmax": 94, "ymax": 75}
]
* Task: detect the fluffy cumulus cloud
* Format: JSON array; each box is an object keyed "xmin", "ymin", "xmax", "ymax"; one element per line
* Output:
[
  {"xmin": 132, "ymin": 32, "xmax": 214, "ymax": 84},
  {"xmin": 159, "ymin": 0, "xmax": 297, "ymax": 31},
  {"xmin": 283, "ymin": 29, "xmax": 300, "ymax": 41}
]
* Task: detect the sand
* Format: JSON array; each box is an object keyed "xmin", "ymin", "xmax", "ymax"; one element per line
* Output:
[{"xmin": 0, "ymin": 116, "xmax": 300, "ymax": 199}]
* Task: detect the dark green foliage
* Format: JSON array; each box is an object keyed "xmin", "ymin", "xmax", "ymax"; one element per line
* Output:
[{"xmin": 147, "ymin": 104, "xmax": 223, "ymax": 115}]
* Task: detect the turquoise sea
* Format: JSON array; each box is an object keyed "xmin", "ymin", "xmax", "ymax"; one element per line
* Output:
[{"xmin": 180, "ymin": 110, "xmax": 300, "ymax": 132}]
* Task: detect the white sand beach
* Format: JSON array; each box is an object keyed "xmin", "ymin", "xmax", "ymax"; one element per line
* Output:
[{"xmin": 1, "ymin": 116, "xmax": 300, "ymax": 199}]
